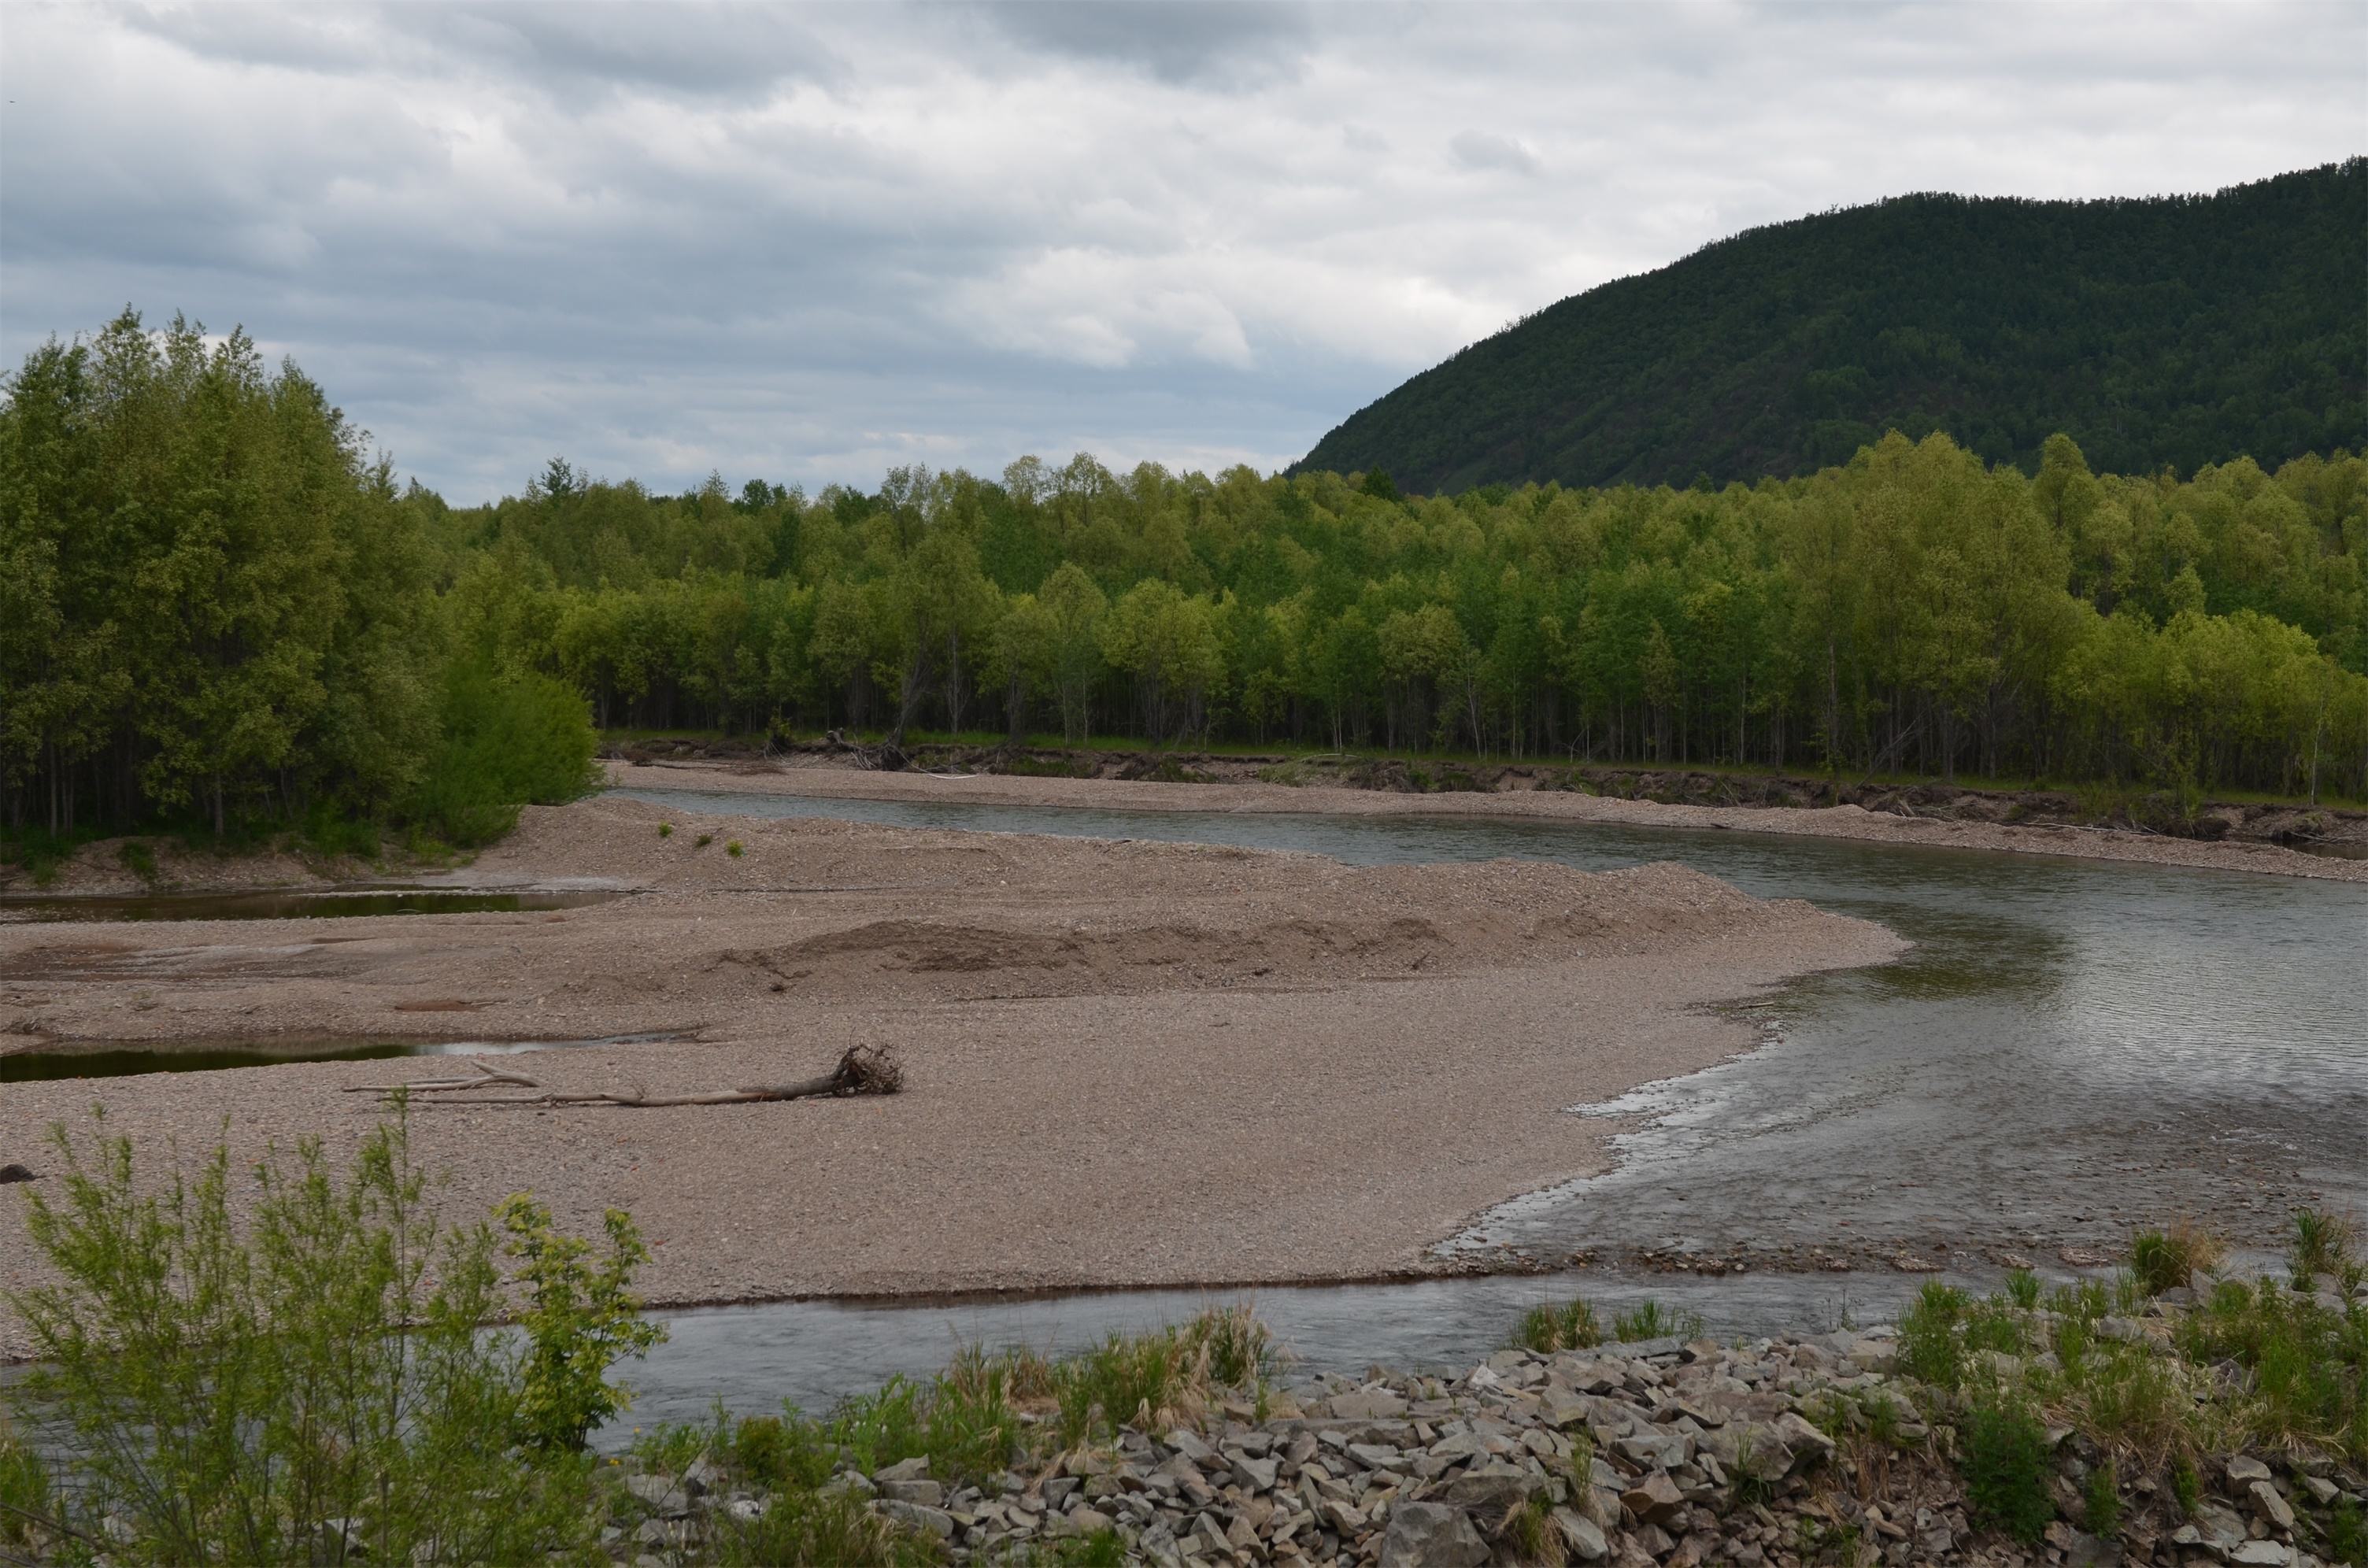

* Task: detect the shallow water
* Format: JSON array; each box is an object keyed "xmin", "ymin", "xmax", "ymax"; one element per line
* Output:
[
  {"xmin": 0, "ymin": 1031, "xmax": 683, "ymax": 1083},
  {"xmin": 0, "ymin": 888, "xmax": 623, "ymax": 923},
  {"xmin": 596, "ymin": 783, "xmax": 2367, "ymax": 1440}
]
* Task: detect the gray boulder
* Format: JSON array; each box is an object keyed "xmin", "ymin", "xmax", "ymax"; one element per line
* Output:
[{"xmin": 1378, "ymin": 1500, "xmax": 1492, "ymax": 1568}]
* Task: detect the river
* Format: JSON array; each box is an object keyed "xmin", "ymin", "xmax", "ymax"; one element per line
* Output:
[{"xmin": 590, "ymin": 786, "xmax": 2366, "ymax": 1444}]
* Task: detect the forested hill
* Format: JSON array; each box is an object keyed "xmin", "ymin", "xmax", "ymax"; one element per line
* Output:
[{"xmin": 1295, "ymin": 160, "xmax": 2366, "ymax": 494}]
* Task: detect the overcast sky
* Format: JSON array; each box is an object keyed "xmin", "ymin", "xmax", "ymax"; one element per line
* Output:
[{"xmin": 3, "ymin": 2, "xmax": 2362, "ymax": 504}]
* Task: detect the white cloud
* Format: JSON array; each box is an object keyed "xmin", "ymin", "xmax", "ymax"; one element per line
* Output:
[
  {"xmin": 1, "ymin": 1, "xmax": 2359, "ymax": 501},
  {"xmin": 1450, "ymin": 131, "xmax": 1541, "ymax": 177}
]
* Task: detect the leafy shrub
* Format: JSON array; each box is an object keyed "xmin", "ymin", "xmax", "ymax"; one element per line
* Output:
[
  {"xmin": 1957, "ymin": 1392, "xmax": 2057, "ymax": 1544},
  {"xmin": 407, "ymin": 657, "xmax": 601, "ymax": 845},
  {"xmin": 0, "ymin": 1428, "xmax": 46, "ymax": 1550},
  {"xmin": 498, "ymin": 1194, "xmax": 668, "ymax": 1452},
  {"xmin": 731, "ymin": 1413, "xmax": 833, "ymax": 1493},
  {"xmin": 6, "ymin": 1107, "xmax": 612, "ymax": 1564},
  {"xmin": 1898, "ymin": 1281, "xmax": 1973, "ymax": 1388}
]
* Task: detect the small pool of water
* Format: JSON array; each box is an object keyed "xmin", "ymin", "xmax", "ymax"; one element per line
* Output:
[
  {"xmin": 0, "ymin": 1032, "xmax": 683, "ymax": 1082},
  {"xmin": 0, "ymin": 889, "xmax": 627, "ymax": 923}
]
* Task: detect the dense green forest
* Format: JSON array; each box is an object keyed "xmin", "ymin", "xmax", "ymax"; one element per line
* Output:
[
  {"xmin": 6, "ymin": 312, "xmax": 2366, "ymax": 849},
  {"xmin": 1297, "ymin": 160, "xmax": 2366, "ymax": 494},
  {"xmin": 0, "ymin": 313, "xmax": 597, "ymax": 848}
]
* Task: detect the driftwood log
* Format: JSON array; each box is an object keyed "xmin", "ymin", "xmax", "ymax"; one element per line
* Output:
[{"xmin": 347, "ymin": 1045, "xmax": 904, "ymax": 1108}]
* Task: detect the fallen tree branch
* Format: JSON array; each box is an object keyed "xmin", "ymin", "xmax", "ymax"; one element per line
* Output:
[
  {"xmin": 343, "ymin": 1059, "xmax": 542, "ymax": 1093},
  {"xmin": 387, "ymin": 1045, "xmax": 903, "ymax": 1108}
]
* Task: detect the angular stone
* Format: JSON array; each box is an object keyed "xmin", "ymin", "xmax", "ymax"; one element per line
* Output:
[
  {"xmin": 1167, "ymin": 1428, "xmax": 1215, "ymax": 1464},
  {"xmin": 1438, "ymin": 1467, "xmax": 1537, "ymax": 1520},
  {"xmin": 1554, "ymin": 1507, "xmax": 1611, "ymax": 1561},
  {"xmin": 2229, "ymin": 1544, "xmax": 2294, "ymax": 1567},
  {"xmin": 623, "ymin": 1474, "xmax": 690, "ymax": 1518},
  {"xmin": 1770, "ymin": 1412, "xmax": 1835, "ymax": 1468},
  {"xmin": 882, "ymin": 1499, "xmax": 955, "ymax": 1539},
  {"xmin": 875, "ymin": 1455, "xmax": 931, "ymax": 1483},
  {"xmin": 1621, "ymin": 1471, "xmax": 1685, "ymax": 1525},
  {"xmin": 2199, "ymin": 1503, "xmax": 2252, "ymax": 1548},
  {"xmin": 1376, "ymin": 1500, "xmax": 1491, "ymax": 1568},
  {"xmin": 1616, "ymin": 1431, "xmax": 1693, "ymax": 1470},
  {"xmin": 1233, "ymin": 1453, "xmax": 1281, "ymax": 1493},
  {"xmin": 1334, "ymin": 1389, "xmax": 1412, "ymax": 1420},
  {"xmin": 876, "ymin": 1477, "xmax": 944, "ymax": 1507},
  {"xmin": 1041, "ymin": 1476, "xmax": 1079, "ymax": 1511},
  {"xmin": 2227, "ymin": 1456, "xmax": 2274, "ymax": 1485},
  {"xmin": 2249, "ymin": 1481, "xmax": 2296, "ymax": 1533}
]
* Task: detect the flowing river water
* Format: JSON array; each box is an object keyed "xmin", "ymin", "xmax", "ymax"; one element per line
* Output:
[{"xmin": 584, "ymin": 786, "xmax": 2367, "ymax": 1445}]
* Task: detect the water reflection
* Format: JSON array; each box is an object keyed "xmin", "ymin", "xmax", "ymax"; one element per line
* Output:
[
  {"xmin": 0, "ymin": 889, "xmax": 626, "ymax": 923},
  {"xmin": 0, "ymin": 1031, "xmax": 684, "ymax": 1083}
]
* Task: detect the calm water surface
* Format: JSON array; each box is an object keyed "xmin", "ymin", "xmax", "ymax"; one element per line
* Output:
[{"xmin": 597, "ymin": 785, "xmax": 2366, "ymax": 1444}]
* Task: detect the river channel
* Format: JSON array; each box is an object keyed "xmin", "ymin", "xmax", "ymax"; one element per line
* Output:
[{"xmin": 585, "ymin": 785, "xmax": 2366, "ymax": 1444}]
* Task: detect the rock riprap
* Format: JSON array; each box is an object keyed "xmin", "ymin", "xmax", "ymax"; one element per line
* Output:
[{"xmin": 598, "ymin": 1323, "xmax": 2366, "ymax": 1567}]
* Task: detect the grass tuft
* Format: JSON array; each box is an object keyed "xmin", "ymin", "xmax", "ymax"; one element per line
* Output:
[
  {"xmin": 1515, "ymin": 1296, "xmax": 1605, "ymax": 1354},
  {"xmin": 1958, "ymin": 1390, "xmax": 2057, "ymax": 1544},
  {"xmin": 1612, "ymin": 1300, "xmax": 1703, "ymax": 1344}
]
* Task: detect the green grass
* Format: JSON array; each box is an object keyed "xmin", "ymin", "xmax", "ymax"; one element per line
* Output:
[
  {"xmin": 1515, "ymin": 1296, "xmax": 1605, "ymax": 1354},
  {"xmin": 2176, "ymin": 1278, "xmax": 2367, "ymax": 1457},
  {"xmin": 1958, "ymin": 1392, "xmax": 2057, "ymax": 1544},
  {"xmin": 1611, "ymin": 1300, "xmax": 1703, "ymax": 1343}
]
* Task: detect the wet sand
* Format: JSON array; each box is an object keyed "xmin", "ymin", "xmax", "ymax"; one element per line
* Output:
[{"xmin": 0, "ymin": 795, "xmax": 1898, "ymax": 1354}]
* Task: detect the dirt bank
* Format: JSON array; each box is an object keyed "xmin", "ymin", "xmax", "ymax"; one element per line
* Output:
[
  {"xmin": 606, "ymin": 753, "xmax": 2368, "ymax": 884},
  {"xmin": 0, "ymin": 795, "xmax": 1899, "ymax": 1352}
]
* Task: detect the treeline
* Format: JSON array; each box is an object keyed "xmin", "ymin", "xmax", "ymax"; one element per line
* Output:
[
  {"xmin": 7, "ymin": 315, "xmax": 2366, "ymax": 848},
  {"xmin": 1, "ymin": 312, "xmax": 598, "ymax": 844},
  {"xmin": 431, "ymin": 433, "xmax": 2367, "ymax": 801}
]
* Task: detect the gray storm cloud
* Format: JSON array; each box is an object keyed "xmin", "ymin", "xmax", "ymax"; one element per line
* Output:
[{"xmin": 2, "ymin": 1, "xmax": 2359, "ymax": 501}]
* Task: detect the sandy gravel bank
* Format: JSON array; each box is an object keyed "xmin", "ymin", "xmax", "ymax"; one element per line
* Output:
[
  {"xmin": 608, "ymin": 759, "xmax": 2368, "ymax": 883},
  {"xmin": 0, "ymin": 796, "xmax": 1898, "ymax": 1352}
]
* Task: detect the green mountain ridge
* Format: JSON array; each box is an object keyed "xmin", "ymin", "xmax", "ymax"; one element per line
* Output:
[{"xmin": 1294, "ymin": 160, "xmax": 2366, "ymax": 494}]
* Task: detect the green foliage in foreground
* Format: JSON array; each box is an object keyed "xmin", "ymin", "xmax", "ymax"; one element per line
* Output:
[
  {"xmin": 1957, "ymin": 1393, "xmax": 2058, "ymax": 1544},
  {"xmin": 619, "ymin": 1307, "xmax": 1272, "ymax": 1566},
  {"xmin": 1894, "ymin": 1221, "xmax": 2368, "ymax": 1477},
  {"xmin": 4, "ymin": 1107, "xmax": 662, "ymax": 1565}
]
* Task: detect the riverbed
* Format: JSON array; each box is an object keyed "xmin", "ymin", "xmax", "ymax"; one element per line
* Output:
[{"xmin": 591, "ymin": 781, "xmax": 2366, "ymax": 1442}]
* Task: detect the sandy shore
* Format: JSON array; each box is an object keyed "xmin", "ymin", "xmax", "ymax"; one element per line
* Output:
[
  {"xmin": 0, "ymin": 795, "xmax": 1899, "ymax": 1352},
  {"xmin": 603, "ymin": 758, "xmax": 2368, "ymax": 884}
]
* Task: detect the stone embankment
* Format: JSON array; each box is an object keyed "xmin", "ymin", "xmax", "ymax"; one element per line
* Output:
[{"xmin": 602, "ymin": 1323, "xmax": 2362, "ymax": 1568}]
